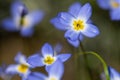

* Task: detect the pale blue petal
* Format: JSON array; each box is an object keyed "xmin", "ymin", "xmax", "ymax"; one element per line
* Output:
[
  {"xmin": 116, "ymin": 0, "xmax": 120, "ymax": 3},
  {"xmin": 108, "ymin": 67, "xmax": 120, "ymax": 80},
  {"xmin": 27, "ymin": 54, "xmax": 44, "ymax": 68},
  {"xmin": 22, "ymin": 78, "xmax": 26, "ymax": 80},
  {"xmin": 110, "ymin": 9, "xmax": 120, "ymax": 20},
  {"xmin": 78, "ymin": 3, "xmax": 92, "ymax": 21},
  {"xmin": 81, "ymin": 24, "xmax": 99, "ymax": 38},
  {"xmin": 59, "ymin": 18, "xmax": 71, "ymax": 27},
  {"xmin": 2, "ymin": 18, "xmax": 17, "ymax": 31},
  {"xmin": 27, "ymin": 72, "xmax": 46, "ymax": 80},
  {"xmin": 5, "ymin": 65, "xmax": 18, "ymax": 74},
  {"xmin": 20, "ymin": 70, "xmax": 31, "ymax": 80},
  {"xmin": 50, "ymin": 18, "xmax": 68, "ymax": 30},
  {"xmin": 87, "ymin": 19, "xmax": 93, "ymax": 24},
  {"xmin": 0, "ymin": 67, "xmax": 2, "ymax": 73},
  {"xmin": 64, "ymin": 30, "xmax": 79, "ymax": 41},
  {"xmin": 57, "ymin": 54, "xmax": 71, "ymax": 62},
  {"xmin": 66, "ymin": 39, "xmax": 80, "ymax": 47},
  {"xmin": 26, "ymin": 10, "xmax": 44, "ymax": 26},
  {"xmin": 41, "ymin": 43, "xmax": 53, "ymax": 57},
  {"xmin": 97, "ymin": 0, "xmax": 110, "ymax": 10},
  {"xmin": 0, "ymin": 64, "xmax": 6, "ymax": 74},
  {"xmin": 69, "ymin": 2, "xmax": 81, "ymax": 18},
  {"xmin": 48, "ymin": 60, "xmax": 64, "ymax": 79},
  {"xmin": 54, "ymin": 43, "xmax": 62, "ymax": 53},
  {"xmin": 58, "ymin": 12, "xmax": 74, "ymax": 24},
  {"xmin": 20, "ymin": 27, "xmax": 34, "ymax": 37},
  {"xmin": 14, "ymin": 52, "xmax": 27, "ymax": 64},
  {"xmin": 11, "ymin": 1, "xmax": 25, "ymax": 17},
  {"xmin": 79, "ymin": 34, "xmax": 84, "ymax": 42},
  {"xmin": 45, "ymin": 66, "xmax": 51, "ymax": 73}
]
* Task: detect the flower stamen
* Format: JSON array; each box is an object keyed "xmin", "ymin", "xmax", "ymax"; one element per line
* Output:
[
  {"xmin": 20, "ymin": 17, "xmax": 28, "ymax": 27},
  {"xmin": 17, "ymin": 64, "xmax": 29, "ymax": 73},
  {"xmin": 44, "ymin": 56, "xmax": 55, "ymax": 65},
  {"xmin": 73, "ymin": 20, "xmax": 84, "ymax": 31},
  {"xmin": 49, "ymin": 77, "xmax": 57, "ymax": 80},
  {"xmin": 111, "ymin": 1, "xmax": 119, "ymax": 8}
]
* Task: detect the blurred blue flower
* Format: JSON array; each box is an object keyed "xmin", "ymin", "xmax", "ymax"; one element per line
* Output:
[
  {"xmin": 2, "ymin": 1, "xmax": 44, "ymax": 37},
  {"xmin": 97, "ymin": 0, "xmax": 120, "ymax": 20},
  {"xmin": 6, "ymin": 52, "xmax": 33, "ymax": 80},
  {"xmin": 27, "ymin": 60, "xmax": 64, "ymax": 80},
  {"xmin": 51, "ymin": 2, "xmax": 99, "ymax": 47},
  {"xmin": 0, "ymin": 64, "xmax": 13, "ymax": 80},
  {"xmin": 27, "ymin": 43, "xmax": 71, "ymax": 72},
  {"xmin": 108, "ymin": 66, "xmax": 120, "ymax": 80}
]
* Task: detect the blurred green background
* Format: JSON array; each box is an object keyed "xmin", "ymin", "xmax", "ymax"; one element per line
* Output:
[{"xmin": 0, "ymin": 0, "xmax": 120, "ymax": 80}]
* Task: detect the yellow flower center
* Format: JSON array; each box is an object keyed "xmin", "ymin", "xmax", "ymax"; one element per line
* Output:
[
  {"xmin": 44, "ymin": 56, "xmax": 55, "ymax": 65},
  {"xmin": 111, "ymin": 1, "xmax": 119, "ymax": 8},
  {"xmin": 20, "ymin": 17, "xmax": 29, "ymax": 27},
  {"xmin": 17, "ymin": 64, "xmax": 29, "ymax": 73},
  {"xmin": 49, "ymin": 77, "xmax": 57, "ymax": 80},
  {"xmin": 73, "ymin": 20, "xmax": 84, "ymax": 31}
]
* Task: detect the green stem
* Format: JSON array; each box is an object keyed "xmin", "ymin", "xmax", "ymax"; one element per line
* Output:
[
  {"xmin": 73, "ymin": 48, "xmax": 79, "ymax": 80},
  {"xmin": 79, "ymin": 43, "xmax": 93, "ymax": 80},
  {"xmin": 84, "ymin": 52, "xmax": 110, "ymax": 80}
]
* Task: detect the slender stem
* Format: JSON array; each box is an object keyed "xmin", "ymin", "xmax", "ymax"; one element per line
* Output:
[
  {"xmin": 80, "ymin": 42, "xmax": 85, "ymax": 51},
  {"xmin": 84, "ymin": 52, "xmax": 110, "ymax": 80},
  {"xmin": 79, "ymin": 43, "xmax": 93, "ymax": 80},
  {"xmin": 73, "ymin": 48, "xmax": 80, "ymax": 80}
]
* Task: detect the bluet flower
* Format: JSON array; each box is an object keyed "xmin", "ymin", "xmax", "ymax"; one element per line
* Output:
[
  {"xmin": 108, "ymin": 66, "xmax": 120, "ymax": 80},
  {"xmin": 2, "ymin": 1, "xmax": 44, "ymax": 37},
  {"xmin": 28, "ymin": 43, "xmax": 71, "ymax": 71},
  {"xmin": 6, "ymin": 52, "xmax": 33, "ymax": 80},
  {"xmin": 51, "ymin": 2, "xmax": 99, "ymax": 47},
  {"xmin": 97, "ymin": 0, "xmax": 120, "ymax": 20},
  {"xmin": 27, "ymin": 60, "xmax": 64, "ymax": 80},
  {"xmin": 0, "ymin": 64, "xmax": 13, "ymax": 80}
]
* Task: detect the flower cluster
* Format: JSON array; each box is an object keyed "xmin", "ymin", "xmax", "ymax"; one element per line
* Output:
[
  {"xmin": 1, "ymin": 43, "xmax": 71, "ymax": 80},
  {"xmin": 97, "ymin": 0, "xmax": 120, "ymax": 20},
  {"xmin": 28, "ymin": 60, "xmax": 64, "ymax": 80},
  {"xmin": 0, "ymin": 0, "xmax": 120, "ymax": 80}
]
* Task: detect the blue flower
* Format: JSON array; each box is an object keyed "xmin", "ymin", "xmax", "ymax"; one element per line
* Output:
[
  {"xmin": 27, "ymin": 60, "xmax": 64, "ymax": 80},
  {"xmin": 97, "ymin": 0, "xmax": 120, "ymax": 20},
  {"xmin": 0, "ymin": 64, "xmax": 13, "ymax": 80},
  {"xmin": 108, "ymin": 66, "xmax": 120, "ymax": 80},
  {"xmin": 27, "ymin": 43, "xmax": 71, "ymax": 71},
  {"xmin": 51, "ymin": 2, "xmax": 99, "ymax": 47},
  {"xmin": 2, "ymin": 1, "xmax": 44, "ymax": 37},
  {"xmin": 6, "ymin": 52, "xmax": 33, "ymax": 80}
]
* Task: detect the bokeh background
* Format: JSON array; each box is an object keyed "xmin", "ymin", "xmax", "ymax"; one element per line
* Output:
[{"xmin": 0, "ymin": 0, "xmax": 120, "ymax": 80}]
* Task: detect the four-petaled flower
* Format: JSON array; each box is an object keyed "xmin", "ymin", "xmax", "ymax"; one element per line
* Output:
[
  {"xmin": 27, "ymin": 43, "xmax": 71, "ymax": 71},
  {"xmin": 97, "ymin": 0, "xmax": 120, "ymax": 20},
  {"xmin": 2, "ymin": 1, "xmax": 44, "ymax": 37},
  {"xmin": 51, "ymin": 2, "xmax": 99, "ymax": 47},
  {"xmin": 27, "ymin": 60, "xmax": 64, "ymax": 80},
  {"xmin": 108, "ymin": 66, "xmax": 120, "ymax": 80},
  {"xmin": 6, "ymin": 52, "xmax": 33, "ymax": 80}
]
